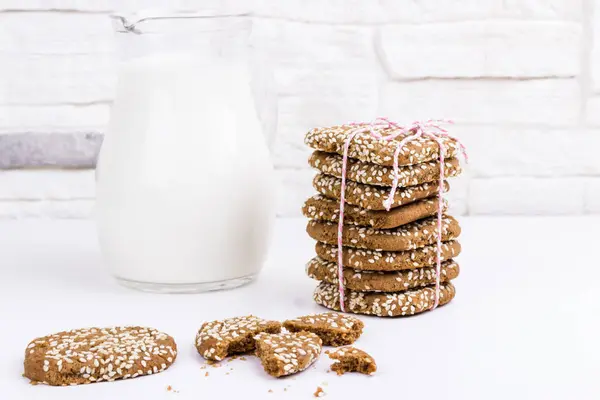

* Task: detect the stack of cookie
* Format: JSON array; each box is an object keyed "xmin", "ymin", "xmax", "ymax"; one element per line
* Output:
[{"xmin": 302, "ymin": 123, "xmax": 464, "ymax": 317}]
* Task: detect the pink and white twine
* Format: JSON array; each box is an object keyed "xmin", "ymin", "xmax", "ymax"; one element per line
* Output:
[{"xmin": 336, "ymin": 117, "xmax": 468, "ymax": 313}]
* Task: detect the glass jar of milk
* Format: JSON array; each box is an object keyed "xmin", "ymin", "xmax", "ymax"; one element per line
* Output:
[{"xmin": 96, "ymin": 12, "xmax": 276, "ymax": 293}]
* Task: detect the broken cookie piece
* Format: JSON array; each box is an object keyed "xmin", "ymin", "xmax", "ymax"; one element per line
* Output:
[
  {"xmin": 254, "ymin": 332, "xmax": 322, "ymax": 378},
  {"xmin": 328, "ymin": 346, "xmax": 376, "ymax": 375},
  {"xmin": 195, "ymin": 316, "xmax": 281, "ymax": 361},
  {"xmin": 283, "ymin": 312, "xmax": 363, "ymax": 346}
]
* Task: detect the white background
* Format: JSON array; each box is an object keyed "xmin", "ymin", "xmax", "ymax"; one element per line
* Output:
[{"xmin": 0, "ymin": 0, "xmax": 600, "ymax": 217}]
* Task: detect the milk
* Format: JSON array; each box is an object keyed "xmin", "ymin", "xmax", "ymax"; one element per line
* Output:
[{"xmin": 96, "ymin": 54, "xmax": 275, "ymax": 292}]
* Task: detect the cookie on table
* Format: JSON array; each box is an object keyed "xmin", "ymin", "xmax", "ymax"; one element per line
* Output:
[
  {"xmin": 328, "ymin": 347, "xmax": 377, "ymax": 376},
  {"xmin": 314, "ymin": 281, "xmax": 456, "ymax": 317},
  {"xmin": 254, "ymin": 332, "xmax": 322, "ymax": 378},
  {"xmin": 313, "ymin": 173, "xmax": 449, "ymax": 211},
  {"xmin": 23, "ymin": 326, "xmax": 177, "ymax": 386},
  {"xmin": 306, "ymin": 257, "xmax": 459, "ymax": 292},
  {"xmin": 195, "ymin": 316, "xmax": 281, "ymax": 361},
  {"xmin": 309, "ymin": 151, "xmax": 461, "ymax": 187},
  {"xmin": 305, "ymin": 123, "xmax": 462, "ymax": 167},
  {"xmin": 303, "ymin": 194, "xmax": 445, "ymax": 229},
  {"xmin": 316, "ymin": 241, "xmax": 461, "ymax": 271},
  {"xmin": 307, "ymin": 216, "xmax": 461, "ymax": 252},
  {"xmin": 282, "ymin": 312, "xmax": 364, "ymax": 347}
]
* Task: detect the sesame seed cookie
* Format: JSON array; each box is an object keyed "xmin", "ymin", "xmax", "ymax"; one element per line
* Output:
[
  {"xmin": 305, "ymin": 123, "xmax": 462, "ymax": 167},
  {"xmin": 306, "ymin": 257, "xmax": 459, "ymax": 292},
  {"xmin": 328, "ymin": 347, "xmax": 377, "ymax": 375},
  {"xmin": 254, "ymin": 332, "xmax": 322, "ymax": 378},
  {"xmin": 313, "ymin": 173, "xmax": 449, "ymax": 211},
  {"xmin": 303, "ymin": 194, "xmax": 445, "ymax": 229},
  {"xmin": 195, "ymin": 316, "xmax": 281, "ymax": 362},
  {"xmin": 315, "ymin": 240, "xmax": 461, "ymax": 271},
  {"xmin": 314, "ymin": 282, "xmax": 456, "ymax": 317},
  {"xmin": 307, "ymin": 215, "xmax": 461, "ymax": 252},
  {"xmin": 309, "ymin": 151, "xmax": 461, "ymax": 187},
  {"xmin": 23, "ymin": 326, "xmax": 177, "ymax": 386},
  {"xmin": 282, "ymin": 312, "xmax": 364, "ymax": 347}
]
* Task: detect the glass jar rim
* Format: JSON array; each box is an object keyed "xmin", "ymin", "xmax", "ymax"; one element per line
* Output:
[{"xmin": 110, "ymin": 10, "xmax": 251, "ymax": 34}]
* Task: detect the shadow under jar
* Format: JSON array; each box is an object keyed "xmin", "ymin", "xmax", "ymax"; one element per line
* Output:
[{"xmin": 96, "ymin": 11, "xmax": 276, "ymax": 293}]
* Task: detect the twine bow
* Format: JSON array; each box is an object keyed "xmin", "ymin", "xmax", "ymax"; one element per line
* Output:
[{"xmin": 336, "ymin": 117, "xmax": 468, "ymax": 312}]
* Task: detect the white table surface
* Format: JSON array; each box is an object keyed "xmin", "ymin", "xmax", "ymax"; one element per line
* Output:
[{"xmin": 1, "ymin": 217, "xmax": 598, "ymax": 399}]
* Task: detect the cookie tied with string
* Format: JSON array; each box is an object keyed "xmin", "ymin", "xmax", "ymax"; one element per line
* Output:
[
  {"xmin": 303, "ymin": 118, "xmax": 467, "ymax": 315},
  {"xmin": 315, "ymin": 241, "xmax": 461, "ymax": 271},
  {"xmin": 314, "ymin": 282, "xmax": 456, "ymax": 317},
  {"xmin": 306, "ymin": 257, "xmax": 460, "ymax": 292},
  {"xmin": 305, "ymin": 123, "xmax": 462, "ymax": 167},
  {"xmin": 313, "ymin": 173, "xmax": 449, "ymax": 211},
  {"xmin": 307, "ymin": 215, "xmax": 461, "ymax": 252},
  {"xmin": 309, "ymin": 151, "xmax": 462, "ymax": 188},
  {"xmin": 303, "ymin": 194, "xmax": 445, "ymax": 229}
]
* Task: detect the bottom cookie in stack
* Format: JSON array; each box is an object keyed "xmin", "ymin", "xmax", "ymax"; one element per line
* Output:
[{"xmin": 313, "ymin": 281, "xmax": 456, "ymax": 317}]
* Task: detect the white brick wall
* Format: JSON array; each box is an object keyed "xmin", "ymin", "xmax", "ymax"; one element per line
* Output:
[
  {"xmin": 380, "ymin": 80, "xmax": 581, "ymax": 126},
  {"xmin": 1, "ymin": 0, "xmax": 599, "ymax": 218},
  {"xmin": 469, "ymin": 177, "xmax": 586, "ymax": 215},
  {"xmin": 378, "ymin": 22, "xmax": 582, "ymax": 79}
]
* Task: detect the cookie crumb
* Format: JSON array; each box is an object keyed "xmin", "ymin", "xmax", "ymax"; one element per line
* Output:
[
  {"xmin": 225, "ymin": 372, "xmax": 230, "ymax": 375},
  {"xmin": 29, "ymin": 380, "xmax": 39, "ymax": 386},
  {"xmin": 204, "ymin": 372, "xmax": 209, "ymax": 377},
  {"xmin": 240, "ymin": 357, "xmax": 247, "ymax": 361},
  {"xmin": 268, "ymin": 389, "xmax": 273, "ymax": 393},
  {"xmin": 314, "ymin": 386, "xmax": 325, "ymax": 397},
  {"xmin": 284, "ymin": 388, "xmax": 288, "ymax": 392},
  {"xmin": 167, "ymin": 385, "xmax": 172, "ymax": 391}
]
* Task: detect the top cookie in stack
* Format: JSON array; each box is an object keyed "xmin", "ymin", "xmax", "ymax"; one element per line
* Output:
[{"xmin": 302, "ymin": 123, "xmax": 464, "ymax": 317}]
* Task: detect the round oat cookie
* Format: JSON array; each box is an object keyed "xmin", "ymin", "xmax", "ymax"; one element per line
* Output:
[
  {"xmin": 306, "ymin": 256, "xmax": 459, "ymax": 292},
  {"xmin": 315, "ymin": 241, "xmax": 461, "ymax": 271},
  {"xmin": 313, "ymin": 281, "xmax": 456, "ymax": 317},
  {"xmin": 303, "ymin": 194, "xmax": 445, "ymax": 229},
  {"xmin": 309, "ymin": 151, "xmax": 462, "ymax": 187},
  {"xmin": 307, "ymin": 215, "xmax": 461, "ymax": 252},
  {"xmin": 23, "ymin": 326, "xmax": 177, "ymax": 386},
  {"xmin": 313, "ymin": 173, "xmax": 449, "ymax": 211},
  {"xmin": 305, "ymin": 123, "xmax": 462, "ymax": 167}
]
